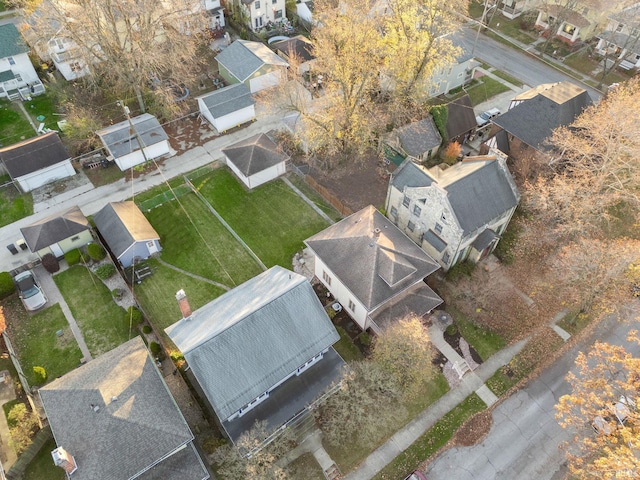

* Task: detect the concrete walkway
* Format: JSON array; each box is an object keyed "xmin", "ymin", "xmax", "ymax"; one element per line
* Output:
[{"xmin": 34, "ymin": 265, "xmax": 93, "ymax": 362}]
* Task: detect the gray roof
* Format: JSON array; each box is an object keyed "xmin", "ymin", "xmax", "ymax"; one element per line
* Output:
[
  {"xmin": 472, "ymin": 228, "xmax": 498, "ymax": 251},
  {"xmin": 215, "ymin": 40, "xmax": 288, "ymax": 82},
  {"xmin": 0, "ymin": 24, "xmax": 29, "ymax": 59},
  {"xmin": 222, "ymin": 133, "xmax": 289, "ymax": 177},
  {"xmin": 0, "ymin": 132, "xmax": 70, "ymax": 178},
  {"xmin": 93, "ymin": 201, "xmax": 159, "ymax": 259},
  {"xmin": 610, "ymin": 3, "xmax": 640, "ymax": 23},
  {"xmin": 493, "ymin": 82, "xmax": 592, "ymax": 151},
  {"xmin": 446, "ymin": 95, "xmax": 477, "ymax": 140},
  {"xmin": 0, "ymin": 70, "xmax": 15, "ymax": 82},
  {"xmin": 165, "ymin": 266, "xmax": 340, "ymax": 421},
  {"xmin": 391, "ymin": 159, "xmax": 435, "ymax": 191},
  {"xmin": 96, "ymin": 113, "xmax": 168, "ymax": 159},
  {"xmin": 273, "ymin": 36, "xmax": 315, "ymax": 62},
  {"xmin": 396, "ymin": 117, "xmax": 442, "ymax": 157},
  {"xmin": 305, "ymin": 205, "xmax": 440, "ymax": 311},
  {"xmin": 20, "ymin": 206, "xmax": 89, "ymax": 252},
  {"xmin": 198, "ymin": 83, "xmax": 255, "ymax": 118},
  {"xmin": 39, "ymin": 337, "xmax": 208, "ymax": 480}
]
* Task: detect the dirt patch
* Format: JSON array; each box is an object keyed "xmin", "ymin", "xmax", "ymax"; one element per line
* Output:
[
  {"xmin": 163, "ymin": 114, "xmax": 217, "ymax": 155},
  {"xmin": 453, "ymin": 411, "xmax": 492, "ymax": 447}
]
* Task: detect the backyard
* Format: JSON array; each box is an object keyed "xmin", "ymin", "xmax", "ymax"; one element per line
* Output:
[
  {"xmin": 0, "ymin": 177, "xmax": 33, "ymax": 228},
  {"xmin": 0, "ymin": 99, "xmax": 35, "ymax": 147}
]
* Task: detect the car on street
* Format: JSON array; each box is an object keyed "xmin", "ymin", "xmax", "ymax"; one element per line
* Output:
[
  {"xmin": 404, "ymin": 471, "xmax": 427, "ymax": 480},
  {"xmin": 14, "ymin": 270, "xmax": 47, "ymax": 311},
  {"xmin": 475, "ymin": 107, "xmax": 501, "ymax": 128},
  {"xmin": 592, "ymin": 395, "xmax": 635, "ymax": 435}
]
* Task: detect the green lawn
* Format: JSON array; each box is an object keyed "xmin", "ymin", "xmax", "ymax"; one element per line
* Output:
[
  {"xmin": 0, "ymin": 182, "xmax": 33, "ymax": 228},
  {"xmin": 373, "ymin": 393, "xmax": 486, "ymax": 480},
  {"xmin": 285, "ymin": 452, "xmax": 325, "ymax": 480},
  {"xmin": 333, "ymin": 326, "xmax": 364, "ymax": 363},
  {"xmin": 193, "ymin": 168, "xmax": 330, "ymax": 268},
  {"xmin": 24, "ymin": 438, "xmax": 64, "ymax": 480},
  {"xmin": 144, "ymin": 192, "xmax": 262, "ymax": 287},
  {"xmin": 467, "ymin": 76, "xmax": 511, "ymax": 106},
  {"xmin": 23, "ymin": 95, "xmax": 60, "ymax": 132},
  {"xmin": 133, "ymin": 258, "xmax": 226, "ymax": 334},
  {"xmin": 3, "ymin": 298, "xmax": 82, "ymax": 387},
  {"xmin": 448, "ymin": 307, "xmax": 506, "ymax": 361},
  {"xmin": 286, "ymin": 175, "xmax": 343, "ymax": 223},
  {"xmin": 54, "ymin": 266, "xmax": 130, "ymax": 356},
  {"xmin": 490, "ymin": 69, "xmax": 524, "ymax": 87},
  {"xmin": 0, "ymin": 99, "xmax": 35, "ymax": 146}
]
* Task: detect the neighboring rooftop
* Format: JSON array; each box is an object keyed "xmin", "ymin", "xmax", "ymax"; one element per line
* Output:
[
  {"xmin": 0, "ymin": 132, "xmax": 70, "ymax": 178},
  {"xmin": 272, "ymin": 35, "xmax": 315, "ymax": 62},
  {"xmin": 215, "ymin": 40, "xmax": 288, "ymax": 83},
  {"xmin": 20, "ymin": 206, "xmax": 89, "ymax": 251},
  {"xmin": 198, "ymin": 83, "xmax": 255, "ymax": 118},
  {"xmin": 222, "ymin": 133, "xmax": 289, "ymax": 176},
  {"xmin": 39, "ymin": 337, "xmax": 209, "ymax": 480},
  {"xmin": 395, "ymin": 117, "xmax": 442, "ymax": 157},
  {"xmin": 446, "ymin": 95, "xmax": 477, "ymax": 140},
  {"xmin": 96, "ymin": 113, "xmax": 168, "ymax": 159},
  {"xmin": 93, "ymin": 201, "xmax": 159, "ymax": 258},
  {"xmin": 0, "ymin": 24, "xmax": 29, "ymax": 59}
]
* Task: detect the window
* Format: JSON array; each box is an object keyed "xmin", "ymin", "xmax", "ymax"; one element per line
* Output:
[
  {"xmin": 413, "ymin": 205, "xmax": 421, "ymax": 216},
  {"xmin": 435, "ymin": 222, "xmax": 443, "ymax": 234},
  {"xmin": 8, "ymin": 57, "xmax": 15, "ymax": 66},
  {"xmin": 390, "ymin": 206, "xmax": 398, "ymax": 219},
  {"xmin": 562, "ymin": 23, "xmax": 576, "ymax": 36},
  {"xmin": 616, "ymin": 23, "xmax": 624, "ymax": 33},
  {"xmin": 275, "ymin": 9, "xmax": 282, "ymax": 18},
  {"xmin": 407, "ymin": 221, "xmax": 415, "ymax": 232},
  {"xmin": 402, "ymin": 195, "xmax": 410, "ymax": 207},
  {"xmin": 70, "ymin": 62, "xmax": 83, "ymax": 72},
  {"xmin": 255, "ymin": 16, "xmax": 263, "ymax": 28},
  {"xmin": 348, "ymin": 299, "xmax": 355, "ymax": 311},
  {"xmin": 272, "ymin": 0, "xmax": 277, "ymax": 3},
  {"xmin": 71, "ymin": 236, "xmax": 80, "ymax": 241},
  {"xmin": 322, "ymin": 270, "xmax": 331, "ymax": 286},
  {"xmin": 442, "ymin": 252, "xmax": 450, "ymax": 264},
  {"xmin": 14, "ymin": 73, "xmax": 22, "ymax": 82},
  {"xmin": 255, "ymin": 1, "xmax": 260, "ymax": 8}
]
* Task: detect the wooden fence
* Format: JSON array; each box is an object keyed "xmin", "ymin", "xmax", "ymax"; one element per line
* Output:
[{"xmin": 304, "ymin": 176, "xmax": 352, "ymax": 217}]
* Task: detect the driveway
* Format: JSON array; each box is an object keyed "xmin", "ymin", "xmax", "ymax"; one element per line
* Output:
[{"xmin": 425, "ymin": 300, "xmax": 640, "ymax": 480}]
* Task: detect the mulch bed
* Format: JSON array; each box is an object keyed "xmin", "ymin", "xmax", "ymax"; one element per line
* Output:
[{"xmin": 443, "ymin": 328, "xmax": 483, "ymax": 365}]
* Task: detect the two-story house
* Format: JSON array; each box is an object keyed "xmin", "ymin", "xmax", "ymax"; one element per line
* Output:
[
  {"xmin": 47, "ymin": 36, "xmax": 94, "ymax": 81},
  {"xmin": 385, "ymin": 153, "xmax": 520, "ymax": 270},
  {"xmin": 0, "ymin": 24, "xmax": 44, "ymax": 100},
  {"xmin": 497, "ymin": 0, "xmax": 541, "ymax": 20},
  {"xmin": 232, "ymin": 0, "xmax": 288, "ymax": 31},
  {"xmin": 204, "ymin": 0, "xmax": 226, "ymax": 30},
  {"xmin": 595, "ymin": 3, "xmax": 640, "ymax": 70}
]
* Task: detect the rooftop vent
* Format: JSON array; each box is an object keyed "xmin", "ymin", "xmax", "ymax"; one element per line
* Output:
[{"xmin": 373, "ymin": 228, "xmax": 381, "ymax": 237}]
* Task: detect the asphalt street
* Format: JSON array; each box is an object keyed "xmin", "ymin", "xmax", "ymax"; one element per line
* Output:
[{"xmin": 426, "ymin": 300, "xmax": 640, "ymax": 480}]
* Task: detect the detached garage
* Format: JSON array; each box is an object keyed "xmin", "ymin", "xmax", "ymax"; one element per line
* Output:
[
  {"xmin": 96, "ymin": 114, "xmax": 171, "ymax": 171},
  {"xmin": 222, "ymin": 133, "xmax": 289, "ymax": 189},
  {"xmin": 0, "ymin": 132, "xmax": 75, "ymax": 192},
  {"xmin": 197, "ymin": 84, "xmax": 255, "ymax": 132}
]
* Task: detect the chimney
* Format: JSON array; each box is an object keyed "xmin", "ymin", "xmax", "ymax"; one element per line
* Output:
[
  {"xmin": 52, "ymin": 447, "xmax": 78, "ymax": 475},
  {"xmin": 176, "ymin": 289, "xmax": 192, "ymax": 319},
  {"xmin": 373, "ymin": 228, "xmax": 381, "ymax": 238}
]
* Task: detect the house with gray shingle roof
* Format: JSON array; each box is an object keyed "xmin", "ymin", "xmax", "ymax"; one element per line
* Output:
[
  {"xmin": 0, "ymin": 23, "xmax": 44, "ymax": 101},
  {"xmin": 215, "ymin": 40, "xmax": 288, "ymax": 93},
  {"xmin": 384, "ymin": 116, "xmax": 442, "ymax": 163},
  {"xmin": 165, "ymin": 266, "xmax": 345, "ymax": 444},
  {"xmin": 385, "ymin": 150, "xmax": 520, "ymax": 271},
  {"xmin": 197, "ymin": 83, "xmax": 255, "ymax": 132},
  {"xmin": 39, "ymin": 336, "xmax": 210, "ymax": 480},
  {"xmin": 222, "ymin": 132, "xmax": 289, "ymax": 189},
  {"xmin": 305, "ymin": 205, "xmax": 442, "ymax": 333},
  {"xmin": 96, "ymin": 113, "xmax": 171, "ymax": 171},
  {"xmin": 93, "ymin": 201, "xmax": 161, "ymax": 268},
  {"xmin": 20, "ymin": 205, "xmax": 92, "ymax": 258}
]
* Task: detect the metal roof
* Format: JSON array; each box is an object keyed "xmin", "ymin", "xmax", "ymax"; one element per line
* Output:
[
  {"xmin": 198, "ymin": 83, "xmax": 255, "ymax": 119},
  {"xmin": 96, "ymin": 113, "xmax": 168, "ymax": 159}
]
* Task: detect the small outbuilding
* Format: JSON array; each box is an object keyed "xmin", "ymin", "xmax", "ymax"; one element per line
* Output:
[
  {"xmin": 96, "ymin": 113, "xmax": 170, "ymax": 171},
  {"xmin": 0, "ymin": 132, "xmax": 75, "ymax": 192},
  {"xmin": 93, "ymin": 201, "xmax": 161, "ymax": 268},
  {"xmin": 273, "ymin": 35, "xmax": 316, "ymax": 74},
  {"xmin": 20, "ymin": 206, "xmax": 92, "ymax": 258},
  {"xmin": 197, "ymin": 84, "xmax": 255, "ymax": 132},
  {"xmin": 222, "ymin": 133, "xmax": 289, "ymax": 189}
]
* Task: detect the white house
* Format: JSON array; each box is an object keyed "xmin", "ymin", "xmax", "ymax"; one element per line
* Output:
[
  {"xmin": 427, "ymin": 32, "xmax": 479, "ymax": 97},
  {"xmin": 165, "ymin": 266, "xmax": 345, "ymax": 444},
  {"xmin": 232, "ymin": 0, "xmax": 287, "ymax": 31},
  {"xmin": 204, "ymin": 0, "xmax": 226, "ymax": 29},
  {"xmin": 385, "ymin": 153, "xmax": 520, "ymax": 270},
  {"xmin": 221, "ymin": 133, "xmax": 288, "ymax": 189},
  {"xmin": 595, "ymin": 3, "xmax": 640, "ymax": 70},
  {"xmin": 96, "ymin": 114, "xmax": 171, "ymax": 171},
  {"xmin": 498, "ymin": 0, "xmax": 541, "ymax": 20},
  {"xmin": 197, "ymin": 83, "xmax": 255, "ymax": 132},
  {"xmin": 0, "ymin": 133, "xmax": 75, "ymax": 193},
  {"xmin": 47, "ymin": 36, "xmax": 93, "ymax": 81},
  {"xmin": 305, "ymin": 205, "xmax": 442, "ymax": 333},
  {"xmin": 0, "ymin": 24, "xmax": 44, "ymax": 100}
]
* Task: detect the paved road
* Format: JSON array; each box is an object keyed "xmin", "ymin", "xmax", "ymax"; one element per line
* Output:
[
  {"xmin": 425, "ymin": 300, "xmax": 640, "ymax": 480},
  {"xmin": 457, "ymin": 27, "xmax": 602, "ymax": 102}
]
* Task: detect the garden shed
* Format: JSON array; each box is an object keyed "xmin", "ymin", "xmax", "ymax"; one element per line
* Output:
[
  {"xmin": 222, "ymin": 133, "xmax": 289, "ymax": 189},
  {"xmin": 197, "ymin": 84, "xmax": 255, "ymax": 132}
]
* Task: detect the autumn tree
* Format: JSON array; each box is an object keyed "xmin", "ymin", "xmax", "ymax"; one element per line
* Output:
[
  {"xmin": 7, "ymin": 403, "xmax": 39, "ymax": 455},
  {"xmin": 21, "ymin": 0, "xmax": 209, "ymax": 115},
  {"xmin": 555, "ymin": 335, "xmax": 640, "ymax": 479},
  {"xmin": 524, "ymin": 78, "xmax": 640, "ymax": 237}
]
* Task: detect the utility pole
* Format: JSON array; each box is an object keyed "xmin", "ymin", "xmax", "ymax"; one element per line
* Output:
[
  {"xmin": 471, "ymin": 0, "xmax": 496, "ymax": 57},
  {"xmin": 118, "ymin": 100, "xmax": 150, "ymax": 165}
]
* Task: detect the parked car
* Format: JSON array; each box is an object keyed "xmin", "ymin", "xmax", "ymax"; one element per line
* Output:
[
  {"xmin": 403, "ymin": 471, "xmax": 427, "ymax": 480},
  {"xmin": 475, "ymin": 107, "xmax": 501, "ymax": 128},
  {"xmin": 14, "ymin": 270, "xmax": 47, "ymax": 311},
  {"xmin": 592, "ymin": 395, "xmax": 635, "ymax": 435}
]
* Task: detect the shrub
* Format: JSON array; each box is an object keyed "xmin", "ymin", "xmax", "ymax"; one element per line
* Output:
[
  {"xmin": 87, "ymin": 243, "xmax": 106, "ymax": 261},
  {"xmin": 442, "ymin": 142, "xmax": 461, "ymax": 166},
  {"xmin": 142, "ymin": 325, "xmax": 152, "ymax": 334},
  {"xmin": 33, "ymin": 366, "xmax": 47, "ymax": 385},
  {"xmin": 126, "ymin": 306, "xmax": 143, "ymax": 326},
  {"xmin": 429, "ymin": 104, "xmax": 448, "ymax": 141},
  {"xmin": 446, "ymin": 260, "xmax": 476, "ymax": 282},
  {"xmin": 359, "ymin": 332, "xmax": 372, "ymax": 346},
  {"xmin": 326, "ymin": 306, "xmax": 337, "ymax": 320},
  {"xmin": 64, "ymin": 248, "xmax": 82, "ymax": 266},
  {"xmin": 0, "ymin": 272, "xmax": 15, "ymax": 300},
  {"xmin": 42, "ymin": 253, "xmax": 60, "ymax": 273},
  {"xmin": 95, "ymin": 264, "xmax": 116, "ymax": 279},
  {"xmin": 149, "ymin": 341, "xmax": 161, "ymax": 356},
  {"xmin": 445, "ymin": 324, "xmax": 458, "ymax": 336}
]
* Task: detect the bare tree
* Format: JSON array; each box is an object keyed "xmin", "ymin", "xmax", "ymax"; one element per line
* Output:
[
  {"xmin": 595, "ymin": 5, "xmax": 640, "ymax": 88},
  {"xmin": 535, "ymin": 0, "xmax": 586, "ymax": 57}
]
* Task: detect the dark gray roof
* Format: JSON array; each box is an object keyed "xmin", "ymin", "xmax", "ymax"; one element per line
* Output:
[
  {"xmin": 222, "ymin": 133, "xmax": 289, "ymax": 176},
  {"xmin": 215, "ymin": 40, "xmax": 288, "ymax": 82},
  {"xmin": 96, "ymin": 113, "xmax": 168, "ymax": 159},
  {"xmin": 0, "ymin": 132, "xmax": 70, "ymax": 178},
  {"xmin": 493, "ymin": 83, "xmax": 592, "ymax": 151},
  {"xmin": 371, "ymin": 282, "xmax": 443, "ymax": 331},
  {"xmin": 165, "ymin": 266, "xmax": 340, "ymax": 421},
  {"xmin": 0, "ymin": 70, "xmax": 15, "ymax": 82},
  {"xmin": 423, "ymin": 229, "xmax": 447, "ymax": 252},
  {"xmin": 273, "ymin": 36, "xmax": 315, "ymax": 62},
  {"xmin": 396, "ymin": 117, "xmax": 442, "ymax": 157},
  {"xmin": 391, "ymin": 159, "xmax": 435, "ymax": 191},
  {"xmin": 0, "ymin": 24, "xmax": 29, "ymax": 59},
  {"xmin": 20, "ymin": 206, "xmax": 89, "ymax": 252},
  {"xmin": 448, "ymin": 30, "xmax": 474, "ymax": 64},
  {"xmin": 93, "ymin": 202, "xmax": 159, "ymax": 259},
  {"xmin": 39, "ymin": 337, "xmax": 208, "ymax": 480},
  {"xmin": 199, "ymin": 83, "xmax": 255, "ymax": 118},
  {"xmin": 305, "ymin": 205, "xmax": 440, "ymax": 311},
  {"xmin": 446, "ymin": 95, "xmax": 477, "ymax": 140},
  {"xmin": 472, "ymin": 228, "xmax": 498, "ymax": 251}
]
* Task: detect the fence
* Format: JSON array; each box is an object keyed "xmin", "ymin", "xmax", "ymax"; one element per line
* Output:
[
  {"xmin": 185, "ymin": 162, "xmax": 220, "ymax": 183},
  {"xmin": 304, "ymin": 176, "xmax": 353, "ymax": 217},
  {"xmin": 137, "ymin": 184, "xmax": 192, "ymax": 211}
]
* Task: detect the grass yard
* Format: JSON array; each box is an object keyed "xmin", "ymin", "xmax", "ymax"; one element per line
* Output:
[
  {"xmin": 133, "ymin": 258, "xmax": 226, "ymax": 334},
  {"xmin": 556, "ymin": 309, "xmax": 591, "ymax": 336},
  {"xmin": 145, "ymin": 192, "xmax": 262, "ymax": 287},
  {"xmin": 286, "ymin": 175, "xmax": 343, "ymax": 223},
  {"xmin": 0, "ymin": 99, "xmax": 36, "ymax": 146},
  {"xmin": 3, "ymin": 298, "xmax": 82, "ymax": 387},
  {"xmin": 467, "ymin": 76, "xmax": 511, "ymax": 106},
  {"xmin": 490, "ymin": 69, "xmax": 524, "ymax": 87},
  {"xmin": 54, "ymin": 266, "xmax": 130, "ymax": 356},
  {"xmin": 24, "ymin": 438, "xmax": 64, "ymax": 480},
  {"xmin": 448, "ymin": 307, "xmax": 506, "ymax": 361},
  {"xmin": 23, "ymin": 95, "xmax": 60, "ymax": 132},
  {"xmin": 285, "ymin": 452, "xmax": 325, "ymax": 480},
  {"xmin": 333, "ymin": 326, "xmax": 364, "ymax": 363},
  {"xmin": 194, "ymin": 168, "xmax": 330, "ymax": 268},
  {"xmin": 0, "ymin": 181, "xmax": 33, "ymax": 228}
]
